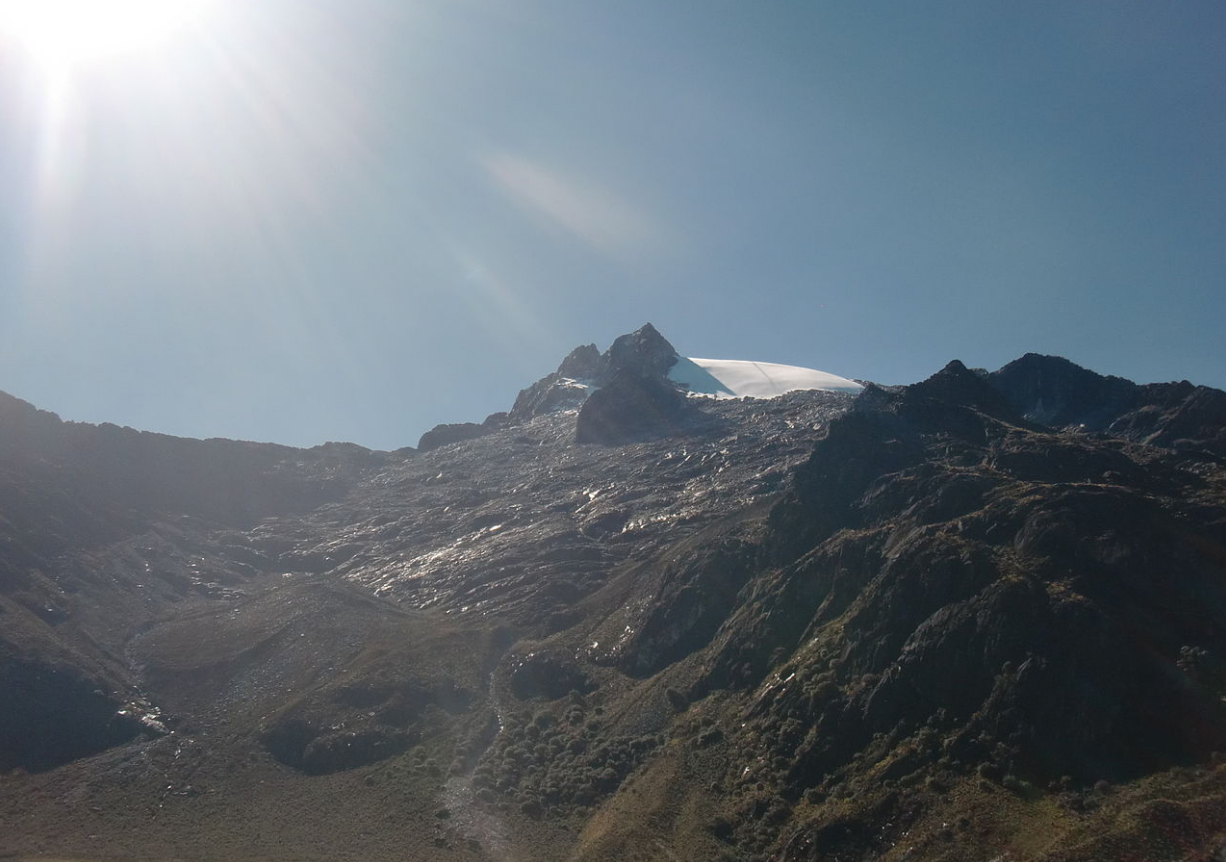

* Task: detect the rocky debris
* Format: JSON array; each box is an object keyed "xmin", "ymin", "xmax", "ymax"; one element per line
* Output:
[
  {"xmin": 1124, "ymin": 382, "xmax": 1226, "ymax": 454},
  {"xmin": 508, "ymin": 375, "xmax": 591, "ymax": 422},
  {"xmin": 303, "ymin": 386, "xmax": 853, "ymax": 629}
]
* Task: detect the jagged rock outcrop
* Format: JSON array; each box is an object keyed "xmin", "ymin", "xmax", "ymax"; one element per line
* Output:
[
  {"xmin": 557, "ymin": 343, "xmax": 602, "ymax": 379},
  {"xmin": 509, "ymin": 374, "xmax": 592, "ymax": 422},
  {"xmin": 602, "ymin": 322, "xmax": 678, "ymax": 380},
  {"xmin": 509, "ymin": 323, "xmax": 681, "ymax": 424}
]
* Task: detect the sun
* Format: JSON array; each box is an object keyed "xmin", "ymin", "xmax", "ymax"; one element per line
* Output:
[{"xmin": 0, "ymin": 0, "xmax": 213, "ymax": 70}]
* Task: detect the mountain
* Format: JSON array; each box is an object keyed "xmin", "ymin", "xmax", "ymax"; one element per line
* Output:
[
  {"xmin": 503, "ymin": 322, "xmax": 859, "ymax": 433},
  {"xmin": 1, "ymin": 327, "xmax": 1225, "ymax": 862}
]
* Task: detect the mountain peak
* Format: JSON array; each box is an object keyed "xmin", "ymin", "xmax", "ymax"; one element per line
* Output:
[
  {"xmin": 507, "ymin": 324, "xmax": 863, "ymax": 428},
  {"xmin": 989, "ymin": 353, "xmax": 1137, "ymax": 430},
  {"xmin": 604, "ymin": 322, "xmax": 679, "ymax": 379},
  {"xmin": 906, "ymin": 357, "xmax": 1019, "ymax": 421}
]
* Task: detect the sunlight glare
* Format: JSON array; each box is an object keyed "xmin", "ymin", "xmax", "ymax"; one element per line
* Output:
[{"xmin": 0, "ymin": 0, "xmax": 212, "ymax": 69}]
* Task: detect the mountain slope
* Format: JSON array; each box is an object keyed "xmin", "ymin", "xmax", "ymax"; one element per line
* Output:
[{"xmin": 1, "ymin": 328, "xmax": 1225, "ymax": 862}]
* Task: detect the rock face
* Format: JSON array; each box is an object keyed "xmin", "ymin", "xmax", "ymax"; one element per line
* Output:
[
  {"xmin": 417, "ymin": 421, "xmax": 490, "ymax": 452},
  {"xmin": 574, "ymin": 371, "xmax": 692, "ymax": 445},
  {"xmin": 509, "ymin": 323, "xmax": 680, "ymax": 424},
  {"xmin": 527, "ymin": 322, "xmax": 705, "ymax": 445},
  {"xmin": 556, "ymin": 343, "xmax": 602, "ymax": 379},
  {"xmin": 709, "ymin": 368, "xmax": 1226, "ymax": 792},
  {"xmin": 2, "ymin": 329, "xmax": 1226, "ymax": 862},
  {"xmin": 602, "ymin": 322, "xmax": 679, "ymax": 380},
  {"xmin": 990, "ymin": 352, "xmax": 1226, "ymax": 455}
]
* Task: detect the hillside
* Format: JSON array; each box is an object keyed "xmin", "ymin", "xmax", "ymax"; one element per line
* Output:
[{"xmin": 2, "ymin": 325, "xmax": 1225, "ymax": 862}]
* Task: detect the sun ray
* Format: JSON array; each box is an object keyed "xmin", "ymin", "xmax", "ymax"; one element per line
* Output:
[{"xmin": 0, "ymin": 0, "xmax": 213, "ymax": 71}]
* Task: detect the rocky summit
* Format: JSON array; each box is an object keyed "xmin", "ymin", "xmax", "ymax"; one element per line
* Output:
[{"xmin": 2, "ymin": 325, "xmax": 1226, "ymax": 862}]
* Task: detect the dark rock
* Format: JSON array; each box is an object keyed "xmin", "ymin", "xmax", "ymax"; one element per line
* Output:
[
  {"xmin": 990, "ymin": 353, "xmax": 1226, "ymax": 455},
  {"xmin": 417, "ymin": 422, "xmax": 492, "ymax": 452},
  {"xmin": 575, "ymin": 371, "xmax": 690, "ymax": 445},
  {"xmin": 0, "ymin": 651, "xmax": 142, "ymax": 772},
  {"xmin": 991, "ymin": 353, "xmax": 1138, "ymax": 430},
  {"xmin": 987, "ymin": 432, "xmax": 1143, "ymax": 485},
  {"xmin": 0, "ymin": 390, "xmax": 367, "ymax": 530},
  {"xmin": 1126, "ymin": 383, "xmax": 1226, "ymax": 454},
  {"xmin": 509, "ymin": 376, "xmax": 591, "ymax": 421},
  {"xmin": 508, "ymin": 323, "xmax": 682, "ymax": 423},
  {"xmin": 557, "ymin": 344, "xmax": 602, "ymax": 379},
  {"xmin": 702, "ymin": 366, "xmax": 1226, "ymax": 789},
  {"xmin": 767, "ymin": 408, "xmax": 923, "ymax": 556},
  {"xmin": 615, "ymin": 539, "xmax": 755, "ymax": 677},
  {"xmin": 603, "ymin": 323, "xmax": 678, "ymax": 380},
  {"xmin": 908, "ymin": 359, "xmax": 1023, "ymax": 424}
]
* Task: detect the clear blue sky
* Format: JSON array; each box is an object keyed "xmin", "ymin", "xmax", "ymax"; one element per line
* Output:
[{"xmin": 1, "ymin": 1, "xmax": 1223, "ymax": 450}]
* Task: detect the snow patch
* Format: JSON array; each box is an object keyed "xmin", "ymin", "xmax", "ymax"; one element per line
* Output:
[{"xmin": 668, "ymin": 357, "xmax": 861, "ymax": 399}]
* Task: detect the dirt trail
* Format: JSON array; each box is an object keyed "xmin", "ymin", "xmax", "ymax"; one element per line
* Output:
[
  {"xmin": 440, "ymin": 669, "xmax": 515, "ymax": 860},
  {"xmin": 441, "ymin": 776, "xmax": 511, "ymax": 860}
]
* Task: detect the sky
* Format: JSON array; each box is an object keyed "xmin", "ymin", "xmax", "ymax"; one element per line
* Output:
[{"xmin": 0, "ymin": 1, "xmax": 1223, "ymax": 450}]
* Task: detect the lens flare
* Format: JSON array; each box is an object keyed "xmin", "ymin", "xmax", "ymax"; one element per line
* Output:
[{"xmin": 0, "ymin": 0, "xmax": 212, "ymax": 69}]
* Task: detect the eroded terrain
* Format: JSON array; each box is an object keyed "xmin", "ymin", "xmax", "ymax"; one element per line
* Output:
[{"xmin": 4, "ymin": 336, "xmax": 1226, "ymax": 861}]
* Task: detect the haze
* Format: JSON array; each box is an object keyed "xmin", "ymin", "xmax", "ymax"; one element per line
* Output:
[{"xmin": 1, "ymin": 1, "xmax": 1222, "ymax": 449}]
